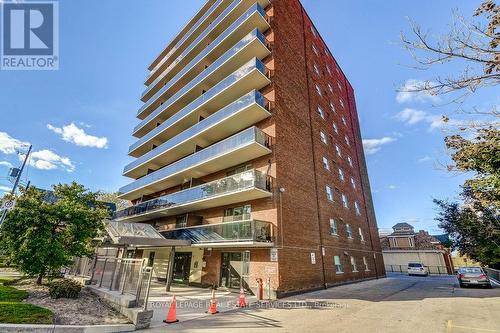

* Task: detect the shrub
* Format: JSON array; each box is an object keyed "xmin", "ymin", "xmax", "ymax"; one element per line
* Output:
[{"xmin": 48, "ymin": 279, "xmax": 82, "ymax": 299}]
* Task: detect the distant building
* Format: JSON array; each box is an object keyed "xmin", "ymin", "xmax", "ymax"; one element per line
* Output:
[{"xmin": 380, "ymin": 223, "xmax": 454, "ymax": 274}]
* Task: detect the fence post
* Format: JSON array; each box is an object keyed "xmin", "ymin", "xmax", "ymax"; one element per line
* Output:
[
  {"xmin": 99, "ymin": 258, "xmax": 108, "ymax": 288},
  {"xmin": 135, "ymin": 260, "xmax": 147, "ymax": 303},
  {"xmin": 143, "ymin": 267, "xmax": 153, "ymax": 311},
  {"xmin": 109, "ymin": 258, "xmax": 118, "ymax": 291},
  {"xmin": 120, "ymin": 261, "xmax": 129, "ymax": 295},
  {"xmin": 90, "ymin": 257, "xmax": 98, "ymax": 284},
  {"xmin": 437, "ymin": 266, "xmax": 441, "ymax": 275}
]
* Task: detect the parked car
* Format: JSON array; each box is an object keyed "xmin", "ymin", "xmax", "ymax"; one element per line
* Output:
[
  {"xmin": 457, "ymin": 267, "xmax": 492, "ymax": 288},
  {"xmin": 407, "ymin": 262, "xmax": 429, "ymax": 276}
]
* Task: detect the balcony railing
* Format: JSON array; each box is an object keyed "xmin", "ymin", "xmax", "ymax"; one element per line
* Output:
[
  {"xmin": 124, "ymin": 90, "xmax": 269, "ymax": 176},
  {"xmin": 138, "ymin": 25, "xmax": 268, "ymax": 119},
  {"xmin": 133, "ymin": 57, "xmax": 268, "ymax": 139},
  {"xmin": 114, "ymin": 169, "xmax": 271, "ymax": 221},
  {"xmin": 144, "ymin": 4, "xmax": 268, "ymax": 101},
  {"xmin": 162, "ymin": 219, "xmax": 274, "ymax": 245},
  {"xmin": 119, "ymin": 126, "xmax": 271, "ymax": 199}
]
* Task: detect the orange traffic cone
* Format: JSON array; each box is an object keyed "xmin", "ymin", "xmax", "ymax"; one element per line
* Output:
[
  {"xmin": 163, "ymin": 294, "xmax": 179, "ymax": 324},
  {"xmin": 206, "ymin": 289, "xmax": 219, "ymax": 314},
  {"xmin": 237, "ymin": 287, "xmax": 247, "ymax": 307}
]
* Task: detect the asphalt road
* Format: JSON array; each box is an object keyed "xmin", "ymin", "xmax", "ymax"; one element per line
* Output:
[{"xmin": 145, "ymin": 273, "xmax": 500, "ymax": 333}]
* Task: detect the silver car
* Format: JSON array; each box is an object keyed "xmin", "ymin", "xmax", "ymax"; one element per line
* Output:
[{"xmin": 457, "ymin": 267, "xmax": 492, "ymax": 288}]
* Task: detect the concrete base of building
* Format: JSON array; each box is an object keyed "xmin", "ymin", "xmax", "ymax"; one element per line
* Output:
[{"xmin": 0, "ymin": 324, "xmax": 136, "ymax": 333}]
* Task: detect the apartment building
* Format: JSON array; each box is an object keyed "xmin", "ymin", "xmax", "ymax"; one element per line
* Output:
[{"xmin": 114, "ymin": 0, "xmax": 385, "ymax": 298}]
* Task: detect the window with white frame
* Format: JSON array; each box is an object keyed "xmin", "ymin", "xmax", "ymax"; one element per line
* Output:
[
  {"xmin": 332, "ymin": 122, "xmax": 338, "ymax": 134},
  {"xmin": 318, "ymin": 106, "xmax": 325, "ymax": 119},
  {"xmin": 341, "ymin": 193, "xmax": 348, "ymax": 208},
  {"xmin": 326, "ymin": 65, "xmax": 332, "ymax": 76},
  {"xmin": 328, "ymin": 83, "xmax": 333, "ymax": 94},
  {"xmin": 314, "ymin": 63, "xmax": 320, "ymax": 75},
  {"xmin": 355, "ymin": 201, "xmax": 361, "ymax": 216},
  {"xmin": 330, "ymin": 101, "xmax": 336, "ymax": 113},
  {"xmin": 311, "ymin": 25, "xmax": 317, "ymax": 37},
  {"xmin": 322, "ymin": 157, "xmax": 330, "ymax": 171},
  {"xmin": 363, "ymin": 256, "xmax": 370, "ymax": 271},
  {"xmin": 329, "ymin": 218, "xmax": 338, "ymax": 235},
  {"xmin": 409, "ymin": 237, "xmax": 415, "ymax": 247},
  {"xmin": 335, "ymin": 144, "xmax": 341, "ymax": 157},
  {"xmin": 320, "ymin": 131, "xmax": 328, "ymax": 144},
  {"xmin": 341, "ymin": 116, "xmax": 347, "ymax": 126},
  {"xmin": 339, "ymin": 99, "xmax": 345, "ymax": 109},
  {"xmin": 337, "ymin": 81, "xmax": 342, "ymax": 91},
  {"xmin": 334, "ymin": 255, "xmax": 343, "ymax": 273},
  {"xmin": 315, "ymin": 84, "xmax": 322, "ymax": 96},
  {"xmin": 338, "ymin": 168, "xmax": 345, "ymax": 182},
  {"xmin": 351, "ymin": 256, "xmax": 358, "ymax": 272},
  {"xmin": 326, "ymin": 185, "xmax": 334, "ymax": 201},
  {"xmin": 359, "ymin": 227, "xmax": 365, "ymax": 241},
  {"xmin": 344, "ymin": 135, "xmax": 350, "ymax": 146},
  {"xmin": 312, "ymin": 44, "xmax": 319, "ymax": 56},
  {"xmin": 350, "ymin": 177, "xmax": 356, "ymax": 189},
  {"xmin": 346, "ymin": 223, "xmax": 353, "ymax": 238},
  {"xmin": 347, "ymin": 156, "xmax": 353, "ymax": 167}
]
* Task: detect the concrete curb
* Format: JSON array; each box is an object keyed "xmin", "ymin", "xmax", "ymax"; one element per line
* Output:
[{"xmin": 0, "ymin": 323, "xmax": 136, "ymax": 333}]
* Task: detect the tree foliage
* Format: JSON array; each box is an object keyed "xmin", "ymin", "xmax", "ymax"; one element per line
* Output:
[{"xmin": 0, "ymin": 182, "xmax": 107, "ymax": 284}]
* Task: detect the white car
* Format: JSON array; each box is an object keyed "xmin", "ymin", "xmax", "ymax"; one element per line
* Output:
[{"xmin": 407, "ymin": 262, "xmax": 429, "ymax": 276}]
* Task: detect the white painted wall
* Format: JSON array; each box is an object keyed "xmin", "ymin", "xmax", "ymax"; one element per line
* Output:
[{"xmin": 383, "ymin": 251, "xmax": 446, "ymax": 267}]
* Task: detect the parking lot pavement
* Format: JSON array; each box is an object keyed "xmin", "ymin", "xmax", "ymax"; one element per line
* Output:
[{"xmin": 143, "ymin": 273, "xmax": 500, "ymax": 333}]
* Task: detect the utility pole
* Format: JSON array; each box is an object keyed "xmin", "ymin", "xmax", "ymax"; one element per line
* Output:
[{"xmin": 0, "ymin": 145, "xmax": 32, "ymax": 230}]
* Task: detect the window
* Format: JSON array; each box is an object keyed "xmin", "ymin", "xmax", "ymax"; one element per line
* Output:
[
  {"xmin": 328, "ymin": 83, "xmax": 333, "ymax": 94},
  {"xmin": 340, "ymin": 99, "xmax": 345, "ymax": 109},
  {"xmin": 175, "ymin": 215, "xmax": 187, "ymax": 229},
  {"xmin": 337, "ymin": 81, "xmax": 342, "ymax": 91},
  {"xmin": 329, "ymin": 219, "xmax": 338, "ymax": 235},
  {"xmin": 409, "ymin": 237, "xmax": 415, "ymax": 248},
  {"xmin": 347, "ymin": 156, "xmax": 353, "ymax": 167},
  {"xmin": 312, "ymin": 44, "xmax": 319, "ymax": 56},
  {"xmin": 326, "ymin": 186, "xmax": 334, "ymax": 201},
  {"xmin": 322, "ymin": 157, "xmax": 330, "ymax": 171},
  {"xmin": 363, "ymin": 257, "xmax": 370, "ymax": 271},
  {"xmin": 224, "ymin": 205, "xmax": 251, "ymax": 222},
  {"xmin": 342, "ymin": 193, "xmax": 348, "ymax": 208},
  {"xmin": 350, "ymin": 177, "xmax": 356, "ymax": 190},
  {"xmin": 332, "ymin": 122, "xmax": 338, "ymax": 134},
  {"xmin": 341, "ymin": 116, "xmax": 347, "ymax": 126},
  {"xmin": 338, "ymin": 168, "xmax": 345, "ymax": 182},
  {"xmin": 344, "ymin": 135, "xmax": 350, "ymax": 146},
  {"xmin": 334, "ymin": 256, "xmax": 343, "ymax": 273},
  {"xmin": 346, "ymin": 224, "xmax": 353, "ymax": 238},
  {"xmin": 351, "ymin": 256, "xmax": 358, "ymax": 272},
  {"xmin": 326, "ymin": 65, "xmax": 332, "ymax": 76},
  {"xmin": 311, "ymin": 25, "xmax": 317, "ymax": 37},
  {"xmin": 354, "ymin": 201, "xmax": 361, "ymax": 216},
  {"xmin": 320, "ymin": 131, "xmax": 328, "ymax": 144},
  {"xmin": 335, "ymin": 144, "xmax": 342, "ymax": 157},
  {"xmin": 314, "ymin": 63, "xmax": 320, "ymax": 75},
  {"xmin": 318, "ymin": 106, "xmax": 325, "ymax": 119},
  {"xmin": 315, "ymin": 84, "xmax": 322, "ymax": 96},
  {"xmin": 359, "ymin": 227, "xmax": 365, "ymax": 241},
  {"xmin": 330, "ymin": 101, "xmax": 336, "ymax": 113}
]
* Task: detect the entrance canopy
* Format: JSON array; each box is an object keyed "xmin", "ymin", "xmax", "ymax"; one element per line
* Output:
[{"xmin": 103, "ymin": 220, "xmax": 190, "ymax": 247}]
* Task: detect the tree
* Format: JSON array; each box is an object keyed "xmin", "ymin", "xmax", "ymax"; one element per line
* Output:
[
  {"xmin": 0, "ymin": 182, "xmax": 107, "ymax": 284},
  {"xmin": 97, "ymin": 191, "xmax": 130, "ymax": 211}
]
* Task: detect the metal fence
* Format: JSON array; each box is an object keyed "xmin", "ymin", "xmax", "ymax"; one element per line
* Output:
[
  {"xmin": 66, "ymin": 256, "xmax": 154, "ymax": 309},
  {"xmin": 484, "ymin": 267, "xmax": 500, "ymax": 283},
  {"xmin": 385, "ymin": 265, "xmax": 452, "ymax": 275}
]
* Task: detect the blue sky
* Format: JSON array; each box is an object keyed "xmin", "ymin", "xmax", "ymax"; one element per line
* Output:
[{"xmin": 0, "ymin": 0, "xmax": 495, "ymax": 233}]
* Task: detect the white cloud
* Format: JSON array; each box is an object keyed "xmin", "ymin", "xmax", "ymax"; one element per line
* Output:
[
  {"xmin": 20, "ymin": 149, "xmax": 75, "ymax": 172},
  {"xmin": 47, "ymin": 123, "xmax": 108, "ymax": 149},
  {"xmin": 396, "ymin": 79, "xmax": 440, "ymax": 104},
  {"xmin": 387, "ymin": 185, "xmax": 398, "ymax": 190},
  {"xmin": 394, "ymin": 108, "xmax": 462, "ymax": 131},
  {"xmin": 394, "ymin": 108, "xmax": 428, "ymax": 125},
  {"xmin": 0, "ymin": 161, "xmax": 13, "ymax": 168},
  {"xmin": 417, "ymin": 156, "xmax": 432, "ymax": 163},
  {"xmin": 0, "ymin": 132, "xmax": 30, "ymax": 154},
  {"xmin": 0, "ymin": 185, "xmax": 11, "ymax": 193},
  {"xmin": 362, "ymin": 137, "xmax": 396, "ymax": 155}
]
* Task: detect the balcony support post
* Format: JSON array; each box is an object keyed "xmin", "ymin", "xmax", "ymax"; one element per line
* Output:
[{"xmin": 166, "ymin": 247, "xmax": 176, "ymax": 292}]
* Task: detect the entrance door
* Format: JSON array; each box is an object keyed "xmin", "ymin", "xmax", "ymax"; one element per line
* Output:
[
  {"xmin": 220, "ymin": 252, "xmax": 249, "ymax": 289},
  {"xmin": 173, "ymin": 252, "xmax": 192, "ymax": 284}
]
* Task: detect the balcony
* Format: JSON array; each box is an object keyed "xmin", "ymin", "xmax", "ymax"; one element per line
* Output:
[
  {"xmin": 162, "ymin": 220, "xmax": 275, "ymax": 247},
  {"xmin": 119, "ymin": 127, "xmax": 271, "ymax": 200},
  {"xmin": 124, "ymin": 90, "xmax": 271, "ymax": 178},
  {"xmin": 148, "ymin": 0, "xmax": 230, "ymax": 76},
  {"xmin": 133, "ymin": 58, "xmax": 270, "ymax": 139},
  {"xmin": 138, "ymin": 25, "xmax": 270, "ymax": 120},
  {"xmin": 143, "ymin": 5, "xmax": 270, "ymax": 102},
  {"xmin": 114, "ymin": 170, "xmax": 272, "ymax": 222},
  {"xmin": 146, "ymin": 0, "xmax": 270, "ymax": 88}
]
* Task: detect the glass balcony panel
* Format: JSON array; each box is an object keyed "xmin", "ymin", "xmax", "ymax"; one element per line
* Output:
[
  {"xmin": 125, "ymin": 90, "xmax": 268, "ymax": 176},
  {"xmin": 161, "ymin": 220, "xmax": 274, "ymax": 245},
  {"xmin": 133, "ymin": 58, "xmax": 267, "ymax": 138},
  {"xmin": 119, "ymin": 126, "xmax": 270, "ymax": 199},
  {"xmin": 114, "ymin": 169, "xmax": 270, "ymax": 220}
]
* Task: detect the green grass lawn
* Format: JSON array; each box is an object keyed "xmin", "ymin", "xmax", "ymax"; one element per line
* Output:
[{"xmin": 0, "ymin": 277, "xmax": 54, "ymax": 324}]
